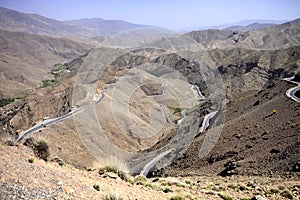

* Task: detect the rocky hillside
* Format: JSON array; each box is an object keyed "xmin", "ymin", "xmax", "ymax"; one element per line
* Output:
[
  {"xmin": 186, "ymin": 18, "xmax": 300, "ymax": 50},
  {"xmin": 208, "ymin": 46, "xmax": 300, "ymax": 98},
  {"xmin": 0, "ymin": 28, "xmax": 94, "ymax": 99}
]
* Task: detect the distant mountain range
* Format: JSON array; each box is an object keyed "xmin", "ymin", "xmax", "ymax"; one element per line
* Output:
[
  {"xmin": 0, "ymin": 7, "xmax": 150, "ymax": 38},
  {"xmin": 179, "ymin": 19, "xmax": 289, "ymax": 33},
  {"xmin": 185, "ymin": 18, "xmax": 300, "ymax": 50}
]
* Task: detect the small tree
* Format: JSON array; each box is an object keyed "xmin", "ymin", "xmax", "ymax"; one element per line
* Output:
[{"xmin": 33, "ymin": 140, "xmax": 50, "ymax": 161}]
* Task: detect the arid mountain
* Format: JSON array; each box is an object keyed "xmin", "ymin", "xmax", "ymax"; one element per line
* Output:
[
  {"xmin": 0, "ymin": 7, "xmax": 93, "ymax": 38},
  {"xmin": 0, "ymin": 7, "xmax": 150, "ymax": 38},
  {"xmin": 224, "ymin": 23, "xmax": 277, "ymax": 32},
  {"xmin": 186, "ymin": 18, "xmax": 300, "ymax": 49},
  {"xmin": 0, "ymin": 28, "xmax": 94, "ymax": 99},
  {"xmin": 160, "ymin": 47, "xmax": 300, "ymax": 177},
  {"xmin": 64, "ymin": 18, "xmax": 150, "ymax": 36},
  {"xmin": 0, "ymin": 14, "xmax": 299, "ymax": 200}
]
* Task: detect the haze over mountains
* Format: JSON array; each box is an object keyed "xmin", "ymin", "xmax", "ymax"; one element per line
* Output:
[
  {"xmin": 0, "ymin": 7, "xmax": 149, "ymax": 38},
  {"xmin": 0, "ymin": 6, "xmax": 299, "ymax": 200}
]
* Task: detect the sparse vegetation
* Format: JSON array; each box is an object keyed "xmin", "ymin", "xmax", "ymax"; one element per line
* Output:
[
  {"xmin": 102, "ymin": 194, "xmax": 123, "ymax": 200},
  {"xmin": 33, "ymin": 140, "xmax": 50, "ymax": 161},
  {"xmin": 218, "ymin": 193, "xmax": 233, "ymax": 200},
  {"xmin": 162, "ymin": 187, "xmax": 173, "ymax": 193},
  {"xmin": 0, "ymin": 98, "xmax": 15, "ymax": 107},
  {"xmin": 280, "ymin": 190, "xmax": 293, "ymax": 199},
  {"xmin": 99, "ymin": 166, "xmax": 128, "ymax": 181},
  {"xmin": 41, "ymin": 79, "xmax": 57, "ymax": 87},
  {"xmin": 238, "ymin": 184, "xmax": 248, "ymax": 191},
  {"xmin": 93, "ymin": 184, "xmax": 100, "ymax": 191},
  {"xmin": 167, "ymin": 106, "xmax": 182, "ymax": 114},
  {"xmin": 152, "ymin": 177, "xmax": 159, "ymax": 182},
  {"xmin": 28, "ymin": 158, "xmax": 34, "ymax": 163},
  {"xmin": 278, "ymin": 185, "xmax": 285, "ymax": 190},
  {"xmin": 145, "ymin": 183, "xmax": 154, "ymax": 189},
  {"xmin": 170, "ymin": 196, "xmax": 183, "ymax": 200},
  {"xmin": 51, "ymin": 157, "xmax": 65, "ymax": 166},
  {"xmin": 269, "ymin": 188, "xmax": 280, "ymax": 194},
  {"xmin": 134, "ymin": 175, "xmax": 147, "ymax": 183},
  {"xmin": 99, "ymin": 166, "xmax": 117, "ymax": 175}
]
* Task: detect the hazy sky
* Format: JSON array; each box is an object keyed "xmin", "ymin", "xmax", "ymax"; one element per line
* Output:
[{"xmin": 0, "ymin": 0, "xmax": 299, "ymax": 30}]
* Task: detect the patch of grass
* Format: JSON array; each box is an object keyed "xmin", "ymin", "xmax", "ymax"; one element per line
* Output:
[
  {"xmin": 136, "ymin": 181, "xmax": 144, "ymax": 186},
  {"xmin": 99, "ymin": 166, "xmax": 128, "ymax": 181},
  {"xmin": 168, "ymin": 181, "xmax": 185, "ymax": 188},
  {"xmin": 0, "ymin": 98, "xmax": 15, "ymax": 107},
  {"xmin": 51, "ymin": 157, "xmax": 65, "ymax": 166},
  {"xmin": 99, "ymin": 166, "xmax": 118, "ymax": 174},
  {"xmin": 102, "ymin": 194, "xmax": 123, "ymax": 200},
  {"xmin": 93, "ymin": 184, "xmax": 100, "ymax": 191},
  {"xmin": 269, "ymin": 188, "xmax": 280, "ymax": 194},
  {"xmin": 162, "ymin": 187, "xmax": 173, "ymax": 193},
  {"xmin": 28, "ymin": 158, "xmax": 34, "ymax": 163},
  {"xmin": 145, "ymin": 183, "xmax": 154, "ymax": 189},
  {"xmin": 170, "ymin": 196, "xmax": 183, "ymax": 200},
  {"xmin": 218, "ymin": 193, "xmax": 233, "ymax": 200},
  {"xmin": 41, "ymin": 79, "xmax": 57, "ymax": 87},
  {"xmin": 280, "ymin": 190, "xmax": 293, "ymax": 199},
  {"xmin": 228, "ymin": 184, "xmax": 237, "ymax": 189},
  {"xmin": 167, "ymin": 106, "xmax": 182, "ymax": 114},
  {"xmin": 185, "ymin": 180, "xmax": 192, "ymax": 185},
  {"xmin": 205, "ymin": 184, "xmax": 215, "ymax": 190},
  {"xmin": 126, "ymin": 178, "xmax": 134, "ymax": 185},
  {"xmin": 134, "ymin": 175, "xmax": 147, "ymax": 183}
]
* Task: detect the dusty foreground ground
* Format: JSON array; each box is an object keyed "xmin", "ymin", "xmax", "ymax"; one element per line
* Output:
[{"xmin": 0, "ymin": 144, "xmax": 299, "ymax": 200}]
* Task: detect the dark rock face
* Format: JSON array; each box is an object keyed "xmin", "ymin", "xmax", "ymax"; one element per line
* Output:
[{"xmin": 218, "ymin": 161, "xmax": 239, "ymax": 177}]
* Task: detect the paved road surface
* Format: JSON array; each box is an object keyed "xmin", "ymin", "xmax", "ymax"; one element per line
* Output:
[{"xmin": 283, "ymin": 76, "xmax": 300, "ymax": 102}]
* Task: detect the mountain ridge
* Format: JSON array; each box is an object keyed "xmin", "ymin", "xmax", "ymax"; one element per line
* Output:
[{"xmin": 0, "ymin": 7, "xmax": 150, "ymax": 38}]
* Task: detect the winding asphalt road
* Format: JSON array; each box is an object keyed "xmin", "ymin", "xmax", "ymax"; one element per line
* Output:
[
  {"xmin": 283, "ymin": 76, "xmax": 300, "ymax": 102},
  {"xmin": 140, "ymin": 149, "xmax": 173, "ymax": 176},
  {"xmin": 15, "ymin": 88, "xmax": 110, "ymax": 143},
  {"xmin": 199, "ymin": 111, "xmax": 218, "ymax": 132}
]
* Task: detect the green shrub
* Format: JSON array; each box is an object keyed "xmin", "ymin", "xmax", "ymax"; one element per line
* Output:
[
  {"xmin": 41, "ymin": 79, "xmax": 57, "ymax": 87},
  {"xmin": 28, "ymin": 158, "xmax": 34, "ymax": 163},
  {"xmin": 239, "ymin": 185, "xmax": 248, "ymax": 191},
  {"xmin": 99, "ymin": 166, "xmax": 118, "ymax": 175},
  {"xmin": 152, "ymin": 177, "xmax": 159, "ymax": 182},
  {"xmin": 280, "ymin": 190, "xmax": 293, "ymax": 199},
  {"xmin": 167, "ymin": 106, "xmax": 182, "ymax": 114},
  {"xmin": 99, "ymin": 166, "xmax": 128, "ymax": 181},
  {"xmin": 162, "ymin": 187, "xmax": 173, "ymax": 193},
  {"xmin": 269, "ymin": 188, "xmax": 280, "ymax": 194},
  {"xmin": 102, "ymin": 194, "xmax": 123, "ymax": 200},
  {"xmin": 51, "ymin": 157, "xmax": 65, "ymax": 166},
  {"xmin": 134, "ymin": 175, "xmax": 147, "ymax": 183},
  {"xmin": 145, "ymin": 183, "xmax": 154, "ymax": 189},
  {"xmin": 218, "ymin": 193, "xmax": 233, "ymax": 200},
  {"xmin": 0, "ymin": 98, "xmax": 14, "ymax": 107},
  {"xmin": 93, "ymin": 184, "xmax": 100, "ymax": 191},
  {"xmin": 170, "ymin": 196, "xmax": 183, "ymax": 200},
  {"xmin": 33, "ymin": 140, "xmax": 50, "ymax": 161}
]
